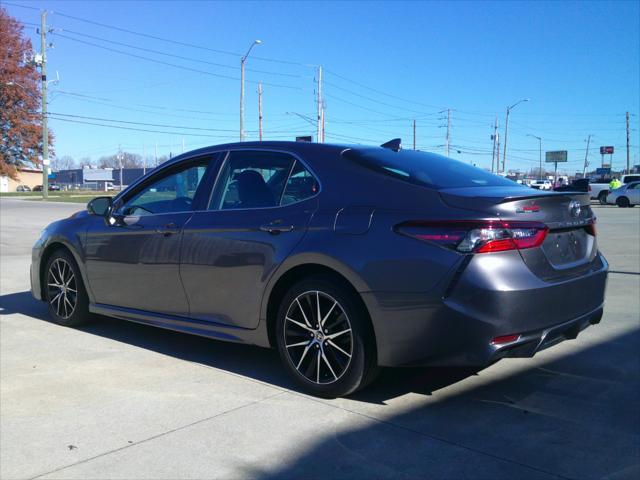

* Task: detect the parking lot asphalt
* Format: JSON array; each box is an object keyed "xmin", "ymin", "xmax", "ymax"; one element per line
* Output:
[{"xmin": 1, "ymin": 197, "xmax": 638, "ymax": 480}]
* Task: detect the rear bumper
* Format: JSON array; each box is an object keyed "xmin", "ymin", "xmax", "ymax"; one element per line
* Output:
[
  {"xmin": 363, "ymin": 251, "xmax": 608, "ymax": 367},
  {"xmin": 487, "ymin": 305, "xmax": 602, "ymax": 362}
]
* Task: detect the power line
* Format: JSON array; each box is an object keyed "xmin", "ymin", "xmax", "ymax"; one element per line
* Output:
[
  {"xmin": 52, "ymin": 10, "xmax": 309, "ymax": 67},
  {"xmin": 325, "ymin": 92, "xmax": 412, "ymax": 117},
  {"xmin": 53, "ymin": 33, "xmax": 300, "ymax": 90},
  {"xmin": 3, "ymin": 1, "xmax": 39, "ymax": 10},
  {"xmin": 324, "ymin": 80, "xmax": 440, "ymax": 116},
  {"xmin": 55, "ymin": 90, "xmax": 236, "ymax": 116},
  {"xmin": 48, "ymin": 112, "xmax": 238, "ymax": 132},
  {"xmin": 48, "ymin": 116, "xmax": 238, "ymax": 138},
  {"xmin": 48, "ymin": 112, "xmax": 311, "ymax": 136},
  {"xmin": 57, "ymin": 29, "xmax": 300, "ymax": 78},
  {"xmin": 323, "ymin": 68, "xmax": 444, "ymax": 110}
]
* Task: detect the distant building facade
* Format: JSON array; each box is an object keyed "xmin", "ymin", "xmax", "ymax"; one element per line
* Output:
[
  {"xmin": 53, "ymin": 167, "xmax": 153, "ymax": 190},
  {"xmin": 0, "ymin": 168, "xmax": 44, "ymax": 192}
]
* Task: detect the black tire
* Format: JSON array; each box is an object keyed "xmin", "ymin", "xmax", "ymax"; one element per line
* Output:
[
  {"xmin": 276, "ymin": 275, "xmax": 378, "ymax": 398},
  {"xmin": 598, "ymin": 191, "xmax": 609, "ymax": 205},
  {"xmin": 616, "ymin": 196, "xmax": 630, "ymax": 208},
  {"xmin": 44, "ymin": 249, "xmax": 91, "ymax": 327}
]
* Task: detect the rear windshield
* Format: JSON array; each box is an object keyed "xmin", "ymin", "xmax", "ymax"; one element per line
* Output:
[{"xmin": 342, "ymin": 147, "xmax": 517, "ymax": 189}]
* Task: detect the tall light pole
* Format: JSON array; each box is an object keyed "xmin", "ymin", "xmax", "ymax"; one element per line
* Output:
[
  {"xmin": 527, "ymin": 134, "xmax": 542, "ymax": 179},
  {"xmin": 240, "ymin": 40, "xmax": 262, "ymax": 141},
  {"xmin": 502, "ymin": 98, "xmax": 529, "ymax": 174}
]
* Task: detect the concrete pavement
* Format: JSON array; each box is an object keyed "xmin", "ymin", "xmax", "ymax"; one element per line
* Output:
[{"xmin": 1, "ymin": 198, "xmax": 638, "ymax": 479}]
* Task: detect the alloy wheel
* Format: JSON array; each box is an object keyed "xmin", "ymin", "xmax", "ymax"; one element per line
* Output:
[
  {"xmin": 283, "ymin": 291, "xmax": 353, "ymax": 385},
  {"xmin": 47, "ymin": 258, "xmax": 77, "ymax": 319}
]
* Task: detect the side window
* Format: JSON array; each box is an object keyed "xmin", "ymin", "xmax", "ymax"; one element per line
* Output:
[
  {"xmin": 281, "ymin": 161, "xmax": 319, "ymax": 205},
  {"xmin": 210, "ymin": 151, "xmax": 295, "ymax": 210},
  {"xmin": 119, "ymin": 160, "xmax": 209, "ymax": 216}
]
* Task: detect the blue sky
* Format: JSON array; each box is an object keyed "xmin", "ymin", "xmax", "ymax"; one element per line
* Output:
[{"xmin": 4, "ymin": 0, "xmax": 639, "ymax": 174}]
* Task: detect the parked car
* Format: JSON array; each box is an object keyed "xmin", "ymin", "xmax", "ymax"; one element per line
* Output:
[
  {"xmin": 606, "ymin": 181, "xmax": 640, "ymax": 207},
  {"xmin": 32, "ymin": 185, "xmax": 43, "ymax": 191},
  {"xmin": 48, "ymin": 183, "xmax": 61, "ymax": 191},
  {"xmin": 590, "ymin": 174, "xmax": 640, "ymax": 204},
  {"xmin": 30, "ymin": 141, "xmax": 608, "ymax": 398},
  {"xmin": 553, "ymin": 178, "xmax": 590, "ymax": 193},
  {"xmin": 530, "ymin": 179, "xmax": 552, "ymax": 190},
  {"xmin": 16, "ymin": 185, "xmax": 31, "ymax": 192}
]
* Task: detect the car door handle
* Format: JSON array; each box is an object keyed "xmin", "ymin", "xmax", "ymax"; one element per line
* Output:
[
  {"xmin": 156, "ymin": 223, "xmax": 180, "ymax": 236},
  {"xmin": 259, "ymin": 223, "xmax": 294, "ymax": 235}
]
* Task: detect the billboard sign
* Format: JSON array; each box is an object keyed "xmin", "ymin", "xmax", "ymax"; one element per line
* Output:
[
  {"xmin": 545, "ymin": 151, "xmax": 568, "ymax": 163},
  {"xmin": 595, "ymin": 167, "xmax": 611, "ymax": 175},
  {"xmin": 83, "ymin": 168, "xmax": 113, "ymax": 181},
  {"xmin": 599, "ymin": 146, "xmax": 614, "ymax": 155}
]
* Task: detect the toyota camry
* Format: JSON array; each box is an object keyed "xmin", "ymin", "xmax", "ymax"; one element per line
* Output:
[{"xmin": 31, "ymin": 140, "xmax": 608, "ymax": 397}]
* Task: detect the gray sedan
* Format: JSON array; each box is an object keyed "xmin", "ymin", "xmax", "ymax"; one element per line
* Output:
[
  {"xmin": 30, "ymin": 141, "xmax": 608, "ymax": 398},
  {"xmin": 606, "ymin": 181, "xmax": 640, "ymax": 207}
]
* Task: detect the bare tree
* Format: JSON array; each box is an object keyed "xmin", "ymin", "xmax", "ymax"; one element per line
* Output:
[
  {"xmin": 98, "ymin": 151, "xmax": 142, "ymax": 169},
  {"xmin": 57, "ymin": 155, "xmax": 75, "ymax": 170},
  {"xmin": 77, "ymin": 157, "xmax": 94, "ymax": 168}
]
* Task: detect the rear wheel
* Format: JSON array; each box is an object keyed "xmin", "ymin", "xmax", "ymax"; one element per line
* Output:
[
  {"xmin": 598, "ymin": 191, "xmax": 609, "ymax": 205},
  {"xmin": 616, "ymin": 196, "xmax": 630, "ymax": 208},
  {"xmin": 44, "ymin": 249, "xmax": 91, "ymax": 326},
  {"xmin": 276, "ymin": 276, "xmax": 378, "ymax": 398}
]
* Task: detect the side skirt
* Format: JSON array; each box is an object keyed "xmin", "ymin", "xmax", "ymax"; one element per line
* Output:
[{"xmin": 89, "ymin": 303, "xmax": 271, "ymax": 348}]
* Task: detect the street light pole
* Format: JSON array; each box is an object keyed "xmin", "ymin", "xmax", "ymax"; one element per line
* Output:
[
  {"xmin": 502, "ymin": 98, "xmax": 529, "ymax": 174},
  {"xmin": 240, "ymin": 40, "xmax": 262, "ymax": 141},
  {"xmin": 527, "ymin": 134, "xmax": 542, "ymax": 179}
]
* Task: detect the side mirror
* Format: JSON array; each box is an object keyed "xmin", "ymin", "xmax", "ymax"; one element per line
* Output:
[{"xmin": 87, "ymin": 196, "xmax": 113, "ymax": 217}]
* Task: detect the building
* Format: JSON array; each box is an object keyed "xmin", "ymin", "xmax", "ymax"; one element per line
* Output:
[
  {"xmin": 53, "ymin": 167, "xmax": 152, "ymax": 190},
  {"xmin": 0, "ymin": 168, "xmax": 44, "ymax": 192}
]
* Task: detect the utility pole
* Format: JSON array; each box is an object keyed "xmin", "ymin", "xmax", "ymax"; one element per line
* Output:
[
  {"xmin": 583, "ymin": 134, "xmax": 592, "ymax": 177},
  {"xmin": 321, "ymin": 100, "xmax": 326, "ymax": 143},
  {"xmin": 143, "ymin": 144, "xmax": 146, "ymax": 175},
  {"xmin": 39, "ymin": 10, "xmax": 49, "ymax": 199},
  {"xmin": 118, "ymin": 145, "xmax": 123, "ymax": 191},
  {"xmin": 154, "ymin": 143, "xmax": 158, "ymax": 167},
  {"xmin": 446, "ymin": 109, "xmax": 451, "ymax": 157},
  {"xmin": 491, "ymin": 117, "xmax": 498, "ymax": 173},
  {"xmin": 626, "ymin": 111, "xmax": 630, "ymax": 174},
  {"xmin": 258, "ymin": 83, "xmax": 263, "ymax": 141},
  {"xmin": 316, "ymin": 65, "xmax": 322, "ymax": 143},
  {"xmin": 413, "ymin": 119, "xmax": 416, "ymax": 150},
  {"xmin": 240, "ymin": 40, "xmax": 261, "ymax": 141},
  {"xmin": 527, "ymin": 134, "xmax": 542, "ymax": 179},
  {"xmin": 502, "ymin": 98, "xmax": 529, "ymax": 175},
  {"xmin": 496, "ymin": 132, "xmax": 500, "ymax": 175}
]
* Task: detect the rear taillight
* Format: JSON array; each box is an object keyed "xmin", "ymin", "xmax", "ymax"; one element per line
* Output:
[
  {"xmin": 396, "ymin": 220, "xmax": 548, "ymax": 254},
  {"xmin": 586, "ymin": 218, "xmax": 597, "ymax": 236}
]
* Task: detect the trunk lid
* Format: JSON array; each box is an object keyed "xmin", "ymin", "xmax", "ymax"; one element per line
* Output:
[{"xmin": 439, "ymin": 186, "xmax": 599, "ymax": 281}]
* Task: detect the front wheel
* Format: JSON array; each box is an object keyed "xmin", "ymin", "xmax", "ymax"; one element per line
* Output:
[
  {"xmin": 44, "ymin": 249, "xmax": 91, "ymax": 327},
  {"xmin": 598, "ymin": 191, "xmax": 609, "ymax": 205},
  {"xmin": 276, "ymin": 276, "xmax": 378, "ymax": 398},
  {"xmin": 616, "ymin": 196, "xmax": 631, "ymax": 208}
]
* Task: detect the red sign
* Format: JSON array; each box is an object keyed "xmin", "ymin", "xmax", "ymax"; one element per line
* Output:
[{"xmin": 600, "ymin": 146, "xmax": 614, "ymax": 154}]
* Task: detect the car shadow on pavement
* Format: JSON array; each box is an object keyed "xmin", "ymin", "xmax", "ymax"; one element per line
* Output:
[
  {"xmin": 0, "ymin": 291, "xmax": 480, "ymax": 403},
  {"xmin": 251, "ymin": 328, "xmax": 640, "ymax": 480}
]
